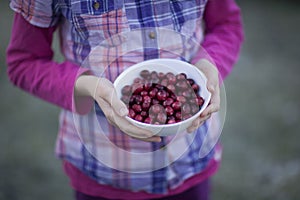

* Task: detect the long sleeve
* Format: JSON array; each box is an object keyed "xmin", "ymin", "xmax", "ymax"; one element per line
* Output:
[
  {"xmin": 191, "ymin": 0, "xmax": 244, "ymax": 80},
  {"xmin": 6, "ymin": 13, "xmax": 93, "ymax": 114}
]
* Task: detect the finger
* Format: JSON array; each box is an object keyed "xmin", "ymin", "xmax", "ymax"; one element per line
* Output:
[
  {"xmin": 96, "ymin": 78, "xmax": 128, "ymax": 117},
  {"xmin": 187, "ymin": 114, "xmax": 211, "ymax": 133},
  {"xmin": 96, "ymin": 98, "xmax": 117, "ymax": 126},
  {"xmin": 97, "ymin": 99, "xmax": 161, "ymax": 142},
  {"xmin": 201, "ymin": 85, "xmax": 220, "ymax": 117}
]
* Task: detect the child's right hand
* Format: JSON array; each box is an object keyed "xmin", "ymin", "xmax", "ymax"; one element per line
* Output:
[{"xmin": 75, "ymin": 75, "xmax": 161, "ymax": 143}]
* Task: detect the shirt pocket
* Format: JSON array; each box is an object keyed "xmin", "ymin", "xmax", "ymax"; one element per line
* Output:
[{"xmin": 70, "ymin": 0, "xmax": 130, "ymax": 46}]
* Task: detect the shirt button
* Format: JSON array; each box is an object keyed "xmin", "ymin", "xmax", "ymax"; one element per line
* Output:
[
  {"xmin": 93, "ymin": 1, "xmax": 100, "ymax": 10},
  {"xmin": 148, "ymin": 31, "xmax": 156, "ymax": 39}
]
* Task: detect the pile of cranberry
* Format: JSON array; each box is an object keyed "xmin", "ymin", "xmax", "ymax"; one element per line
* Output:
[{"xmin": 120, "ymin": 70, "xmax": 204, "ymax": 125}]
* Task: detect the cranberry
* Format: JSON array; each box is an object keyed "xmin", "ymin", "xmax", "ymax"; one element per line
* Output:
[
  {"xmin": 140, "ymin": 111, "xmax": 148, "ymax": 117},
  {"xmin": 182, "ymin": 103, "xmax": 191, "ymax": 114},
  {"xmin": 187, "ymin": 78, "xmax": 195, "ymax": 85},
  {"xmin": 158, "ymin": 72, "xmax": 165, "ymax": 80},
  {"xmin": 144, "ymin": 82, "xmax": 152, "ymax": 91},
  {"xmin": 172, "ymin": 101, "xmax": 182, "ymax": 111},
  {"xmin": 152, "ymin": 99, "xmax": 160, "ymax": 105},
  {"xmin": 160, "ymin": 78, "xmax": 168, "ymax": 87},
  {"xmin": 167, "ymin": 84, "xmax": 176, "ymax": 92},
  {"xmin": 157, "ymin": 113, "xmax": 167, "ymax": 124},
  {"xmin": 128, "ymin": 109, "xmax": 136, "ymax": 118},
  {"xmin": 134, "ymin": 95, "xmax": 143, "ymax": 104},
  {"xmin": 121, "ymin": 95, "xmax": 130, "ymax": 104},
  {"xmin": 163, "ymin": 98, "xmax": 174, "ymax": 107},
  {"xmin": 134, "ymin": 77, "xmax": 143, "ymax": 83},
  {"xmin": 182, "ymin": 91, "xmax": 192, "ymax": 98},
  {"xmin": 156, "ymin": 90, "xmax": 168, "ymax": 101},
  {"xmin": 150, "ymin": 104, "xmax": 163, "ymax": 114},
  {"xmin": 167, "ymin": 119, "xmax": 176, "ymax": 124},
  {"xmin": 140, "ymin": 90, "xmax": 148, "ymax": 96},
  {"xmin": 150, "ymin": 71, "xmax": 159, "ymax": 83},
  {"xmin": 175, "ymin": 111, "xmax": 182, "ymax": 120},
  {"xmin": 182, "ymin": 114, "xmax": 192, "ymax": 120},
  {"xmin": 121, "ymin": 85, "xmax": 132, "ymax": 95},
  {"xmin": 142, "ymin": 102, "xmax": 151, "ymax": 111},
  {"xmin": 140, "ymin": 70, "xmax": 150, "ymax": 79},
  {"xmin": 132, "ymin": 83, "xmax": 144, "ymax": 94},
  {"xmin": 176, "ymin": 96, "xmax": 187, "ymax": 103},
  {"xmin": 191, "ymin": 104, "xmax": 200, "ymax": 114},
  {"xmin": 135, "ymin": 114, "xmax": 143, "ymax": 122},
  {"xmin": 176, "ymin": 73, "xmax": 186, "ymax": 81},
  {"xmin": 176, "ymin": 81, "xmax": 189, "ymax": 90},
  {"xmin": 196, "ymin": 95, "xmax": 205, "ymax": 106},
  {"xmin": 192, "ymin": 84, "xmax": 200, "ymax": 92},
  {"xmin": 149, "ymin": 88, "xmax": 158, "ymax": 98},
  {"xmin": 144, "ymin": 117, "xmax": 153, "ymax": 124},
  {"xmin": 143, "ymin": 95, "xmax": 152, "ymax": 103},
  {"xmin": 165, "ymin": 106, "xmax": 174, "ymax": 116},
  {"xmin": 132, "ymin": 104, "xmax": 142, "ymax": 113}
]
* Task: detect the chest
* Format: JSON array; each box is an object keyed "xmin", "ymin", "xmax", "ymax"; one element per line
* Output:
[{"xmin": 59, "ymin": 0, "xmax": 207, "ymax": 42}]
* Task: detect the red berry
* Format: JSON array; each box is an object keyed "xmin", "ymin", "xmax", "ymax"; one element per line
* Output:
[
  {"xmin": 140, "ymin": 111, "xmax": 148, "ymax": 117},
  {"xmin": 187, "ymin": 78, "xmax": 195, "ymax": 85},
  {"xmin": 149, "ymin": 88, "xmax": 158, "ymax": 98},
  {"xmin": 132, "ymin": 104, "xmax": 142, "ymax": 113},
  {"xmin": 144, "ymin": 117, "xmax": 153, "ymax": 124},
  {"xmin": 165, "ymin": 106, "xmax": 174, "ymax": 116},
  {"xmin": 192, "ymin": 84, "xmax": 200, "ymax": 92},
  {"xmin": 140, "ymin": 70, "xmax": 150, "ymax": 79},
  {"xmin": 182, "ymin": 103, "xmax": 191, "ymax": 114},
  {"xmin": 172, "ymin": 101, "xmax": 182, "ymax": 111},
  {"xmin": 142, "ymin": 101, "xmax": 151, "ymax": 111},
  {"xmin": 156, "ymin": 90, "xmax": 168, "ymax": 101},
  {"xmin": 163, "ymin": 98, "xmax": 174, "ymax": 107},
  {"xmin": 196, "ymin": 96, "xmax": 205, "ymax": 106},
  {"xmin": 157, "ymin": 113, "xmax": 167, "ymax": 124},
  {"xmin": 176, "ymin": 96, "xmax": 187, "ymax": 103},
  {"xmin": 121, "ymin": 85, "xmax": 132, "ymax": 95},
  {"xmin": 135, "ymin": 114, "xmax": 143, "ymax": 122},
  {"xmin": 167, "ymin": 119, "xmax": 176, "ymax": 124},
  {"xmin": 175, "ymin": 111, "xmax": 182, "ymax": 120},
  {"xmin": 132, "ymin": 83, "xmax": 144, "ymax": 94},
  {"xmin": 143, "ymin": 95, "xmax": 152, "ymax": 103},
  {"xmin": 158, "ymin": 72, "xmax": 165, "ymax": 80},
  {"xmin": 167, "ymin": 84, "xmax": 176, "ymax": 92},
  {"xmin": 176, "ymin": 81, "xmax": 189, "ymax": 90},
  {"xmin": 128, "ymin": 109, "xmax": 136, "ymax": 118},
  {"xmin": 150, "ymin": 104, "xmax": 163, "ymax": 114},
  {"xmin": 140, "ymin": 90, "xmax": 148, "ymax": 96}
]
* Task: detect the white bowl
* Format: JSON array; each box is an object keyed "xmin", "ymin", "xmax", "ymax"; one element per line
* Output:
[{"xmin": 113, "ymin": 58, "xmax": 211, "ymax": 136}]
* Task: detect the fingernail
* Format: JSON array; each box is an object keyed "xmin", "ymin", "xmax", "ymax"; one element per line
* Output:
[{"xmin": 120, "ymin": 107, "xmax": 128, "ymax": 116}]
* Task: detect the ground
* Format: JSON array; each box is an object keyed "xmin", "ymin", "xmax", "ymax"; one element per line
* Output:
[{"xmin": 0, "ymin": 1, "xmax": 299, "ymax": 200}]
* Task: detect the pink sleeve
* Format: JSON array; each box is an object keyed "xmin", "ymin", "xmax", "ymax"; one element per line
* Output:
[
  {"xmin": 6, "ymin": 13, "xmax": 94, "ymax": 115},
  {"xmin": 191, "ymin": 0, "xmax": 244, "ymax": 80}
]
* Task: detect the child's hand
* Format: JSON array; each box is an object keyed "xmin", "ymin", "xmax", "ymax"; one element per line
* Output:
[
  {"xmin": 187, "ymin": 59, "xmax": 220, "ymax": 133},
  {"xmin": 75, "ymin": 75, "xmax": 161, "ymax": 142}
]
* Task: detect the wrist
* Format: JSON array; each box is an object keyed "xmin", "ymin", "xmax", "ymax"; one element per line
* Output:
[{"xmin": 75, "ymin": 75, "xmax": 99, "ymax": 98}]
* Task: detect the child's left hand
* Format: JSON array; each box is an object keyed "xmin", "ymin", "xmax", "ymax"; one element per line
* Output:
[{"xmin": 187, "ymin": 59, "xmax": 220, "ymax": 133}]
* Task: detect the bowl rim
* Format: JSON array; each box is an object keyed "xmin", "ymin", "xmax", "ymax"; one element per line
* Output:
[{"xmin": 114, "ymin": 58, "xmax": 211, "ymax": 128}]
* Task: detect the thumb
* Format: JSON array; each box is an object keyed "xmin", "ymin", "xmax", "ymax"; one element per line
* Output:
[
  {"xmin": 111, "ymin": 90, "xmax": 129, "ymax": 117},
  {"xmin": 97, "ymin": 78, "xmax": 128, "ymax": 117}
]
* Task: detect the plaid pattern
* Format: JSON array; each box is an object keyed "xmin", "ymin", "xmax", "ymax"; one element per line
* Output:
[{"xmin": 11, "ymin": 0, "xmax": 221, "ymax": 194}]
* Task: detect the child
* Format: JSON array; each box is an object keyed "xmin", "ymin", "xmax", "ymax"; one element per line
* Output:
[{"xmin": 6, "ymin": 0, "xmax": 243, "ymax": 199}]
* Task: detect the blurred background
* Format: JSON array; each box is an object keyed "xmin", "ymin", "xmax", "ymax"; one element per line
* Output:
[{"xmin": 0, "ymin": 0, "xmax": 299, "ymax": 199}]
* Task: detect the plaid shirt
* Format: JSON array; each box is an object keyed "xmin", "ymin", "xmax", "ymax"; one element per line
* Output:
[{"xmin": 11, "ymin": 0, "xmax": 221, "ymax": 194}]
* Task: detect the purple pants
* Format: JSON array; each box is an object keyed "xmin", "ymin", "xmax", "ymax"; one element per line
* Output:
[{"xmin": 75, "ymin": 180, "xmax": 210, "ymax": 200}]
